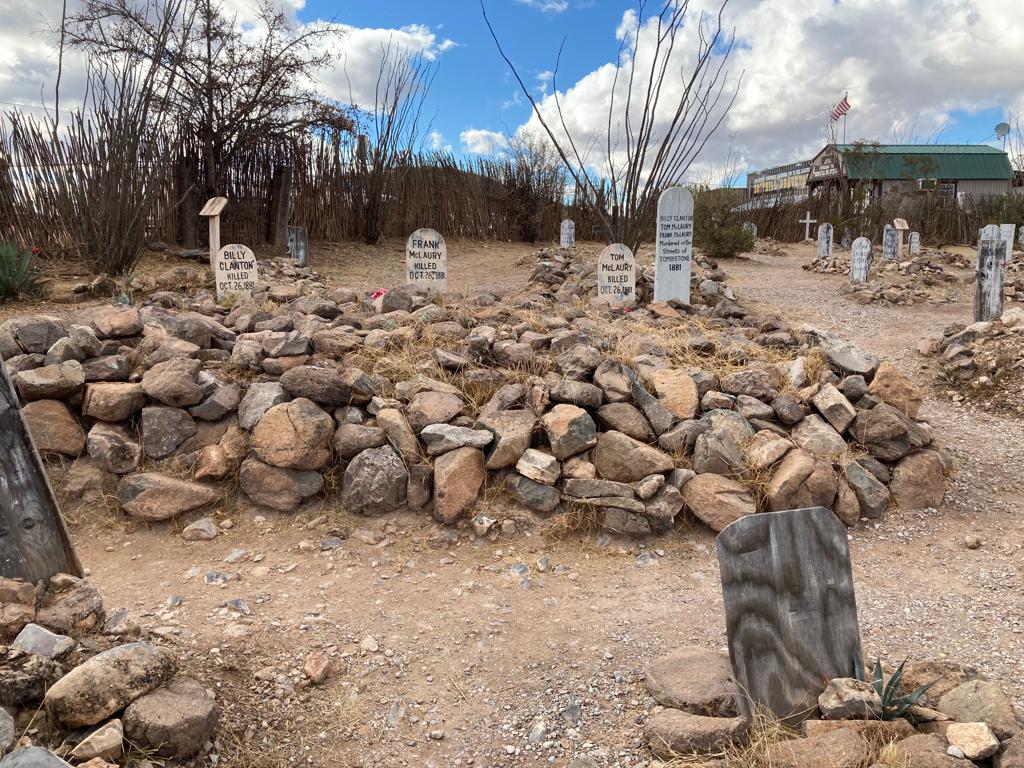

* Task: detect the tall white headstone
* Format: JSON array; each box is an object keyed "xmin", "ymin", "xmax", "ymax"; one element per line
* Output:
[
  {"xmin": 816, "ymin": 223, "xmax": 834, "ymax": 260},
  {"xmin": 850, "ymin": 237, "xmax": 872, "ymax": 284},
  {"xmin": 980, "ymin": 224, "xmax": 1000, "ymax": 243},
  {"xmin": 975, "ymin": 238, "xmax": 1007, "ymax": 322},
  {"xmin": 559, "ymin": 219, "xmax": 576, "ymax": 249},
  {"xmin": 406, "ymin": 228, "xmax": 448, "ymax": 295},
  {"xmin": 597, "ymin": 243, "xmax": 636, "ymax": 306},
  {"xmin": 653, "ymin": 187, "xmax": 694, "ymax": 304},
  {"xmin": 214, "ymin": 244, "xmax": 259, "ymax": 298},
  {"xmin": 882, "ymin": 225, "xmax": 898, "ymax": 261},
  {"xmin": 999, "ymin": 223, "xmax": 1016, "ymax": 264},
  {"xmin": 908, "ymin": 231, "xmax": 921, "ymax": 256}
]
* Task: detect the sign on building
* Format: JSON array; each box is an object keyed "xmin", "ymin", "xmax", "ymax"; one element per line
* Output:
[
  {"xmin": 653, "ymin": 187, "xmax": 694, "ymax": 304},
  {"xmin": 597, "ymin": 243, "xmax": 636, "ymax": 306},
  {"xmin": 406, "ymin": 228, "xmax": 448, "ymax": 295},
  {"xmin": 214, "ymin": 244, "xmax": 259, "ymax": 298}
]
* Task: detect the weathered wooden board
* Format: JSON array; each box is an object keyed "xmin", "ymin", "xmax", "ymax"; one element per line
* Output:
[
  {"xmin": 287, "ymin": 225, "xmax": 309, "ymax": 267},
  {"xmin": 975, "ymin": 239, "xmax": 1007, "ymax": 322},
  {"xmin": 716, "ymin": 506, "xmax": 862, "ymax": 724},
  {"xmin": 0, "ymin": 359, "xmax": 82, "ymax": 582},
  {"xmin": 816, "ymin": 223, "xmax": 833, "ymax": 260}
]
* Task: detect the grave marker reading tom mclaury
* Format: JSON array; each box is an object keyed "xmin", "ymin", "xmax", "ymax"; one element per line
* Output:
[
  {"xmin": 597, "ymin": 243, "xmax": 636, "ymax": 305},
  {"xmin": 406, "ymin": 228, "xmax": 448, "ymax": 295},
  {"xmin": 816, "ymin": 223, "xmax": 833, "ymax": 260},
  {"xmin": 653, "ymin": 187, "xmax": 694, "ymax": 304},
  {"xmin": 850, "ymin": 237, "xmax": 872, "ymax": 283},
  {"xmin": 560, "ymin": 219, "xmax": 576, "ymax": 249},
  {"xmin": 214, "ymin": 244, "xmax": 259, "ymax": 298}
]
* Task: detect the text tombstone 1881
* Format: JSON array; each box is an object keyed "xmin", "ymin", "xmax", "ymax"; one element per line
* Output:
[
  {"xmin": 716, "ymin": 506, "xmax": 863, "ymax": 724},
  {"xmin": 653, "ymin": 186, "xmax": 694, "ymax": 303}
]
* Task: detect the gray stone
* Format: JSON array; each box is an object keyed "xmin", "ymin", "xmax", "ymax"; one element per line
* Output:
[
  {"xmin": 506, "ymin": 472, "xmax": 561, "ymax": 512},
  {"xmin": 597, "ymin": 402, "xmax": 655, "ymax": 443},
  {"xmin": 342, "ymin": 446, "xmax": 409, "ymax": 516},
  {"xmin": 238, "ymin": 382, "xmax": 290, "ymax": 430},
  {"xmin": 645, "ymin": 646, "xmax": 738, "ymax": 716},
  {"xmin": 826, "ymin": 342, "xmax": 880, "ymax": 377},
  {"xmin": 812, "ymin": 383, "xmax": 857, "ymax": 433},
  {"xmin": 87, "ymin": 423, "xmax": 141, "ymax": 475},
  {"xmin": 844, "ymin": 461, "xmax": 889, "ymax": 518},
  {"xmin": 849, "ymin": 403, "xmax": 931, "ymax": 462},
  {"xmin": 549, "ymin": 380, "xmax": 603, "ymax": 409},
  {"xmin": 791, "ymin": 414, "xmax": 847, "ymax": 458},
  {"xmin": 11, "ymin": 624, "xmax": 75, "ymax": 659},
  {"xmin": 818, "ymin": 678, "xmax": 883, "ymax": 719},
  {"xmin": 141, "ymin": 358, "xmax": 204, "ymax": 407},
  {"xmin": 13, "ymin": 360, "xmax": 84, "ymax": 400},
  {"xmin": 188, "ymin": 384, "xmax": 241, "ymax": 421},
  {"xmin": 420, "ymin": 424, "xmax": 493, "ymax": 456},
  {"xmin": 279, "ymin": 365, "xmax": 352, "ymax": 406},
  {"xmin": 939, "ymin": 680, "xmax": 1020, "ymax": 740},
  {"xmin": 692, "ymin": 429, "xmax": 745, "ymax": 476},
  {"xmin": 123, "ymin": 676, "xmax": 218, "ymax": 759},
  {"xmin": 239, "ymin": 457, "xmax": 322, "ymax": 512},
  {"xmin": 141, "ymin": 406, "xmax": 197, "ymax": 459},
  {"xmin": 541, "ymin": 404, "xmax": 598, "ymax": 460},
  {"xmin": 333, "ymin": 423, "xmax": 388, "ymax": 460},
  {"xmin": 0, "ymin": 747, "xmax": 72, "ymax": 767},
  {"xmin": 645, "ymin": 709, "xmax": 749, "ymax": 760},
  {"xmin": 118, "ymin": 473, "xmax": 219, "ymax": 521}
]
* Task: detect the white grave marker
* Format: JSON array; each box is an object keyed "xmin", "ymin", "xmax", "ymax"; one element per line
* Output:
[
  {"xmin": 559, "ymin": 219, "xmax": 576, "ymax": 249},
  {"xmin": 980, "ymin": 224, "xmax": 1000, "ymax": 244},
  {"xmin": 975, "ymin": 238, "xmax": 1007, "ymax": 322},
  {"xmin": 742, "ymin": 221, "xmax": 757, "ymax": 240},
  {"xmin": 893, "ymin": 218, "xmax": 909, "ymax": 257},
  {"xmin": 406, "ymin": 228, "xmax": 448, "ymax": 295},
  {"xmin": 214, "ymin": 244, "xmax": 258, "ymax": 298},
  {"xmin": 882, "ymin": 224, "xmax": 898, "ymax": 261},
  {"xmin": 909, "ymin": 231, "xmax": 921, "ymax": 256},
  {"xmin": 597, "ymin": 243, "xmax": 636, "ymax": 306},
  {"xmin": 850, "ymin": 237, "xmax": 872, "ymax": 284},
  {"xmin": 999, "ymin": 223, "xmax": 1016, "ymax": 264},
  {"xmin": 799, "ymin": 212, "xmax": 817, "ymax": 240},
  {"xmin": 816, "ymin": 223, "xmax": 834, "ymax": 260},
  {"xmin": 654, "ymin": 187, "xmax": 694, "ymax": 303}
]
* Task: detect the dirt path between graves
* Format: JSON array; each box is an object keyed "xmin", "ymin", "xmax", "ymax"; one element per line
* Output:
[{"xmin": 63, "ymin": 242, "xmax": 1023, "ymax": 768}]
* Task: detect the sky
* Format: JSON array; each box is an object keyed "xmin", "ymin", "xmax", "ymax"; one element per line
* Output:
[{"xmin": 0, "ymin": 0, "xmax": 1021, "ymax": 186}]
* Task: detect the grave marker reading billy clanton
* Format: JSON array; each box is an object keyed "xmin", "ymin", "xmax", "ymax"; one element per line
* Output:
[
  {"xmin": 406, "ymin": 228, "xmax": 448, "ymax": 295},
  {"xmin": 214, "ymin": 244, "xmax": 259, "ymax": 298},
  {"xmin": 596, "ymin": 243, "xmax": 636, "ymax": 306},
  {"xmin": 653, "ymin": 187, "xmax": 694, "ymax": 304},
  {"xmin": 850, "ymin": 237, "xmax": 872, "ymax": 284},
  {"xmin": 559, "ymin": 219, "xmax": 576, "ymax": 249}
]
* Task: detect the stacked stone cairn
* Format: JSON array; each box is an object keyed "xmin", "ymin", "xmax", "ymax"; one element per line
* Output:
[
  {"xmin": 2, "ymin": 254, "xmax": 947, "ymax": 540},
  {"xmin": 642, "ymin": 646, "xmax": 1023, "ymax": 767},
  {"xmin": 0, "ymin": 574, "xmax": 217, "ymax": 766}
]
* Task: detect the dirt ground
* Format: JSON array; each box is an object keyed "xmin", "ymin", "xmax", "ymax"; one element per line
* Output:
[{"xmin": 30, "ymin": 240, "xmax": 1024, "ymax": 767}]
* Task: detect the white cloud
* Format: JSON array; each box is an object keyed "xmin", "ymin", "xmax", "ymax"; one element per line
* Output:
[
  {"xmin": 501, "ymin": 91, "xmax": 524, "ymax": 110},
  {"xmin": 427, "ymin": 129, "xmax": 444, "ymax": 150},
  {"xmin": 535, "ymin": 70, "xmax": 554, "ymax": 96},
  {"xmin": 518, "ymin": 0, "xmax": 1024, "ymax": 182},
  {"xmin": 516, "ymin": 0, "xmax": 569, "ymax": 13},
  {"xmin": 460, "ymin": 128, "xmax": 508, "ymax": 155}
]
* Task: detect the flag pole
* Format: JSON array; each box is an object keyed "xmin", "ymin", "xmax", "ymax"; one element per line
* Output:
[{"xmin": 843, "ymin": 90, "xmax": 848, "ymax": 143}]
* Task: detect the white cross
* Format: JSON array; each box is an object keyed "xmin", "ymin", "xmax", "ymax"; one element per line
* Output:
[{"xmin": 799, "ymin": 212, "xmax": 817, "ymax": 240}]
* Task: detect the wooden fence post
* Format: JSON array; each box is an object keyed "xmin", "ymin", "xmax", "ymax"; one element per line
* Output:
[
  {"xmin": 0, "ymin": 359, "xmax": 82, "ymax": 582},
  {"xmin": 267, "ymin": 164, "xmax": 293, "ymax": 246}
]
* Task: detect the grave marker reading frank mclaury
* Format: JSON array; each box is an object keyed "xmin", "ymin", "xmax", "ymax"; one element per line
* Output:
[
  {"xmin": 560, "ymin": 219, "xmax": 576, "ymax": 249},
  {"xmin": 406, "ymin": 228, "xmax": 448, "ymax": 295},
  {"xmin": 850, "ymin": 237, "xmax": 872, "ymax": 284},
  {"xmin": 214, "ymin": 244, "xmax": 259, "ymax": 298},
  {"xmin": 653, "ymin": 187, "xmax": 694, "ymax": 303},
  {"xmin": 597, "ymin": 243, "xmax": 636, "ymax": 305}
]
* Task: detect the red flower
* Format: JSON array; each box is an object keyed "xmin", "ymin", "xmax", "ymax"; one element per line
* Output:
[{"xmin": 371, "ymin": 288, "xmax": 390, "ymax": 301}]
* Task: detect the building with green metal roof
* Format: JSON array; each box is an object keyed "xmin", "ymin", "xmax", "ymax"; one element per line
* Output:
[{"xmin": 806, "ymin": 143, "xmax": 1013, "ymax": 200}]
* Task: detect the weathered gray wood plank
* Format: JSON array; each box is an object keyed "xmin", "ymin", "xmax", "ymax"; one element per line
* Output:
[
  {"xmin": 716, "ymin": 506, "xmax": 862, "ymax": 724},
  {"xmin": 0, "ymin": 358, "xmax": 82, "ymax": 581},
  {"xmin": 975, "ymin": 239, "xmax": 1006, "ymax": 322}
]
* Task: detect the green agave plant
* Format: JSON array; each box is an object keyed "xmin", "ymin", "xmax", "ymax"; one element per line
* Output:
[
  {"xmin": 0, "ymin": 241, "xmax": 42, "ymax": 300},
  {"xmin": 854, "ymin": 656, "xmax": 936, "ymax": 721}
]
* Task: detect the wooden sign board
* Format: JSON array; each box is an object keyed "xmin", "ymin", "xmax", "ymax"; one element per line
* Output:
[
  {"xmin": 717, "ymin": 506, "xmax": 862, "ymax": 725},
  {"xmin": 287, "ymin": 225, "xmax": 309, "ymax": 267},
  {"xmin": 975, "ymin": 239, "xmax": 1007, "ymax": 322},
  {"xmin": 0, "ymin": 359, "xmax": 82, "ymax": 581},
  {"xmin": 199, "ymin": 197, "xmax": 228, "ymax": 217},
  {"xmin": 893, "ymin": 218, "xmax": 909, "ymax": 231},
  {"xmin": 653, "ymin": 187, "xmax": 694, "ymax": 303},
  {"xmin": 559, "ymin": 219, "xmax": 576, "ymax": 249},
  {"xmin": 850, "ymin": 237, "xmax": 872, "ymax": 283},
  {"xmin": 597, "ymin": 243, "xmax": 636, "ymax": 306},
  {"xmin": 214, "ymin": 244, "xmax": 259, "ymax": 298},
  {"xmin": 406, "ymin": 228, "xmax": 448, "ymax": 295},
  {"xmin": 200, "ymin": 196, "xmax": 228, "ymax": 269}
]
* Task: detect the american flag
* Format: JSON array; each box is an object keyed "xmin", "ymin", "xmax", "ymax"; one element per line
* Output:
[{"xmin": 830, "ymin": 95, "xmax": 851, "ymax": 122}]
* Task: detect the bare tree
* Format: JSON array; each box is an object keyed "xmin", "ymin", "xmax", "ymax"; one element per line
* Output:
[
  {"xmin": 502, "ymin": 132, "xmax": 565, "ymax": 242},
  {"xmin": 65, "ymin": 0, "xmax": 353, "ymax": 198},
  {"xmin": 348, "ymin": 43, "xmax": 435, "ymax": 244},
  {"xmin": 483, "ymin": 0, "xmax": 740, "ymax": 253}
]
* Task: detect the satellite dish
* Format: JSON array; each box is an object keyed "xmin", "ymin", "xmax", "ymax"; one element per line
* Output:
[{"xmin": 995, "ymin": 122, "xmax": 1010, "ymax": 138}]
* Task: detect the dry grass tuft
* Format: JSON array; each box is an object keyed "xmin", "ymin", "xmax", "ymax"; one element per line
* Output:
[
  {"xmin": 664, "ymin": 711, "xmax": 797, "ymax": 767},
  {"xmin": 541, "ymin": 501, "xmax": 602, "ymax": 540}
]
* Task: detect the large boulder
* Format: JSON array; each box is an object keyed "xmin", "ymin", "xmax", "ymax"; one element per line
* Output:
[
  {"xmin": 140, "ymin": 406, "xmax": 196, "ymax": 459},
  {"xmin": 117, "ymin": 473, "xmax": 219, "ymax": 521},
  {"xmin": 342, "ymin": 446, "xmax": 408, "ymax": 516},
  {"xmin": 869, "ymin": 361, "xmax": 924, "ymax": 418},
  {"xmin": 279, "ymin": 365, "xmax": 352, "ymax": 406},
  {"xmin": 407, "ymin": 391, "xmax": 464, "ymax": 433},
  {"xmin": 82, "ymin": 382, "xmax": 146, "ymax": 422},
  {"xmin": 791, "ymin": 414, "xmax": 847, "ymax": 458},
  {"xmin": 850, "ymin": 403, "xmax": 930, "ymax": 462},
  {"xmin": 86, "ymin": 423, "xmax": 141, "ymax": 475},
  {"xmin": 476, "ymin": 409, "xmax": 535, "ymax": 469},
  {"xmin": 765, "ymin": 448, "xmax": 838, "ymax": 512},
  {"xmin": 596, "ymin": 403, "xmax": 655, "ymax": 443},
  {"xmin": 238, "ymin": 457, "xmax": 322, "ymax": 512},
  {"xmin": 44, "ymin": 643, "xmax": 178, "ymax": 729},
  {"xmin": 644, "ymin": 709, "xmax": 748, "ymax": 760},
  {"xmin": 648, "ymin": 369, "xmax": 698, "ymax": 419},
  {"xmin": 938, "ymin": 680, "xmax": 1020, "ymax": 740},
  {"xmin": 720, "ymin": 363, "xmax": 782, "ymax": 401},
  {"xmin": 812, "ymin": 383, "xmax": 857, "ymax": 433},
  {"xmin": 123, "ymin": 676, "xmax": 218, "ymax": 759},
  {"xmin": 141, "ymin": 358, "xmax": 204, "ymax": 407},
  {"xmin": 13, "ymin": 361, "xmax": 84, "ymax": 400},
  {"xmin": 681, "ymin": 473, "xmax": 756, "ymax": 532},
  {"xmin": 251, "ymin": 398, "xmax": 333, "ymax": 470},
  {"xmin": 890, "ymin": 450, "xmax": 945, "ymax": 510},
  {"xmin": 763, "ymin": 728, "xmax": 871, "ymax": 768},
  {"xmin": 21, "ymin": 400, "xmax": 85, "ymax": 456},
  {"xmin": 434, "ymin": 447, "xmax": 485, "ymax": 523},
  {"xmin": 541, "ymin": 404, "xmax": 598, "ymax": 460},
  {"xmin": 593, "ymin": 431, "xmax": 674, "ymax": 482},
  {"xmin": 645, "ymin": 647, "xmax": 738, "ymax": 716}
]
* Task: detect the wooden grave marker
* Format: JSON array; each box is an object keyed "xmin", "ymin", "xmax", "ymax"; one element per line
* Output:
[
  {"xmin": 909, "ymin": 231, "xmax": 921, "ymax": 256},
  {"xmin": 653, "ymin": 187, "xmax": 694, "ymax": 303},
  {"xmin": 893, "ymin": 217, "xmax": 909, "ymax": 258},
  {"xmin": 798, "ymin": 212, "xmax": 817, "ymax": 240},
  {"xmin": 559, "ymin": 219, "xmax": 576, "ymax": 249},
  {"xmin": 841, "ymin": 228, "xmax": 852, "ymax": 249},
  {"xmin": 717, "ymin": 506, "xmax": 863, "ymax": 725},
  {"xmin": 214, "ymin": 244, "xmax": 259, "ymax": 298},
  {"xmin": 406, "ymin": 228, "xmax": 448, "ymax": 295},
  {"xmin": 287, "ymin": 225, "xmax": 309, "ymax": 267},
  {"xmin": 975, "ymin": 238, "xmax": 1007, "ymax": 322},
  {"xmin": 850, "ymin": 237, "xmax": 872, "ymax": 283},
  {"xmin": 199, "ymin": 196, "xmax": 228, "ymax": 269},
  {"xmin": 1000, "ymin": 223, "xmax": 1016, "ymax": 264},
  {"xmin": 882, "ymin": 224, "xmax": 898, "ymax": 261},
  {"xmin": 0, "ymin": 359, "xmax": 82, "ymax": 581},
  {"xmin": 597, "ymin": 243, "xmax": 636, "ymax": 306},
  {"xmin": 816, "ymin": 223, "xmax": 833, "ymax": 260}
]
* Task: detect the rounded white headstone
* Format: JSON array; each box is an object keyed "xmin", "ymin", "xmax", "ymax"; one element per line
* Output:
[
  {"xmin": 214, "ymin": 244, "xmax": 258, "ymax": 297},
  {"xmin": 816, "ymin": 223, "xmax": 834, "ymax": 260},
  {"xmin": 908, "ymin": 231, "xmax": 921, "ymax": 256},
  {"xmin": 850, "ymin": 237, "xmax": 872, "ymax": 284},
  {"xmin": 654, "ymin": 187, "xmax": 694, "ymax": 303},
  {"xmin": 559, "ymin": 219, "xmax": 576, "ymax": 249},
  {"xmin": 597, "ymin": 243, "xmax": 636, "ymax": 306},
  {"xmin": 406, "ymin": 228, "xmax": 448, "ymax": 295}
]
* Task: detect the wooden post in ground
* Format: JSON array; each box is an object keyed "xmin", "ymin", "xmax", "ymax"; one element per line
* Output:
[
  {"xmin": 177, "ymin": 157, "xmax": 198, "ymax": 248},
  {"xmin": 267, "ymin": 164, "xmax": 293, "ymax": 247},
  {"xmin": 199, "ymin": 197, "xmax": 228, "ymax": 271},
  {"xmin": 0, "ymin": 359, "xmax": 82, "ymax": 582}
]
